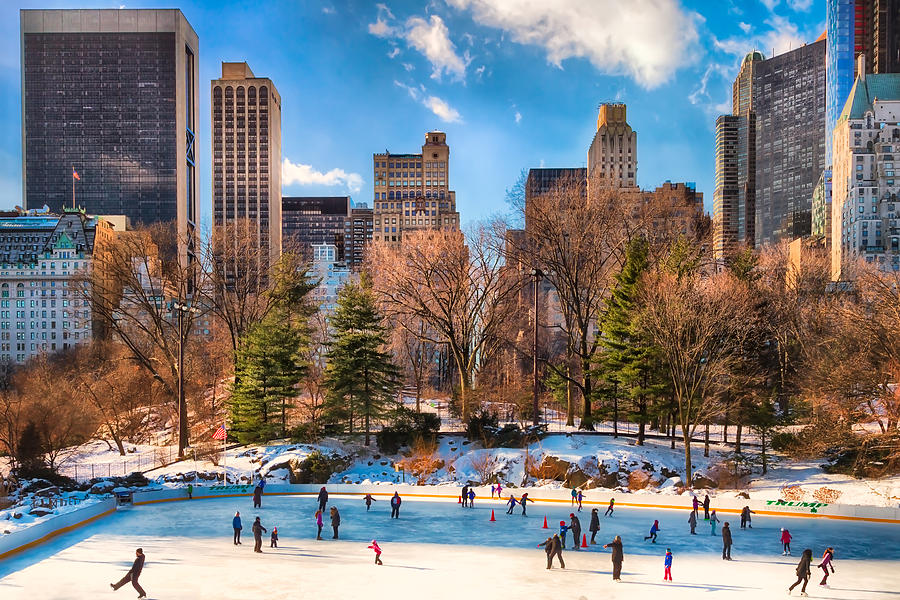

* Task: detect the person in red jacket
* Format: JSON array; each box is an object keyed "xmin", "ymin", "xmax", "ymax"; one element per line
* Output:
[
  {"xmin": 368, "ymin": 539, "xmax": 383, "ymax": 565},
  {"xmin": 781, "ymin": 528, "xmax": 793, "ymax": 556}
]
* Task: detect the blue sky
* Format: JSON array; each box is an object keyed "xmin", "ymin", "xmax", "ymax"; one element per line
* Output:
[{"xmin": 0, "ymin": 0, "xmax": 827, "ymax": 229}]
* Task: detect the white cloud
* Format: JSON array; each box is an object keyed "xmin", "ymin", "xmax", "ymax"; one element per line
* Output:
[
  {"xmin": 445, "ymin": 0, "xmax": 699, "ymax": 88},
  {"xmin": 475, "ymin": 65, "xmax": 486, "ymax": 78},
  {"xmin": 394, "ymin": 80, "xmax": 421, "ymax": 100},
  {"xmin": 714, "ymin": 15, "xmax": 806, "ymax": 59},
  {"xmin": 405, "ymin": 15, "xmax": 468, "ymax": 80},
  {"xmin": 321, "ymin": 6, "xmax": 336, "ymax": 14},
  {"xmin": 760, "ymin": 0, "xmax": 779, "ymax": 10},
  {"xmin": 388, "ymin": 47, "xmax": 401, "ymax": 59},
  {"xmin": 514, "ymin": 111, "xmax": 522, "ymax": 124},
  {"xmin": 424, "ymin": 96, "xmax": 463, "ymax": 123},
  {"xmin": 787, "ymin": 0, "xmax": 813, "ymax": 10},
  {"xmin": 688, "ymin": 62, "xmax": 732, "ymax": 114},
  {"xmin": 402, "ymin": 62, "xmax": 415, "ymax": 71},
  {"xmin": 282, "ymin": 159, "xmax": 363, "ymax": 193},
  {"xmin": 369, "ymin": 4, "xmax": 397, "ymax": 37},
  {"xmin": 738, "ymin": 22, "xmax": 752, "ymax": 34}
]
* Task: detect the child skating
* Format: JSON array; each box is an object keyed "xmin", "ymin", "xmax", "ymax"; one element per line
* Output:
[
  {"xmin": 576, "ymin": 489, "xmax": 584, "ymax": 511},
  {"xmin": 363, "ymin": 493, "xmax": 376, "ymax": 511},
  {"xmin": 270, "ymin": 526, "xmax": 278, "ymax": 548},
  {"xmin": 571, "ymin": 488, "xmax": 578, "ymax": 506},
  {"xmin": 664, "ymin": 548, "xmax": 673, "ymax": 581},
  {"xmin": 558, "ymin": 520, "xmax": 571, "ymax": 549},
  {"xmin": 644, "ymin": 519, "xmax": 660, "ymax": 543},
  {"xmin": 368, "ymin": 539, "xmax": 383, "ymax": 565},
  {"xmin": 467, "ymin": 488, "xmax": 475, "ymax": 507},
  {"xmin": 709, "ymin": 510, "xmax": 720, "ymax": 535},
  {"xmin": 781, "ymin": 528, "xmax": 793, "ymax": 555},
  {"xmin": 604, "ymin": 498, "xmax": 615, "ymax": 516}
]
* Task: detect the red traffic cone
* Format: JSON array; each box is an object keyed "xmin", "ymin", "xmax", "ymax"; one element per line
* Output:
[
  {"xmin": 542, "ymin": 516, "xmax": 548, "ymax": 529},
  {"xmin": 490, "ymin": 510, "xmax": 496, "ymax": 522},
  {"xmin": 581, "ymin": 534, "xmax": 588, "ymax": 548},
  {"xmin": 458, "ymin": 495, "xmax": 462, "ymax": 504}
]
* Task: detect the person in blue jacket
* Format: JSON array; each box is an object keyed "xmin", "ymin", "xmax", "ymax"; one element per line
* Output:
[
  {"xmin": 232, "ymin": 511, "xmax": 242, "ymax": 545},
  {"xmin": 467, "ymin": 488, "xmax": 476, "ymax": 508},
  {"xmin": 506, "ymin": 495, "xmax": 517, "ymax": 514},
  {"xmin": 390, "ymin": 491, "xmax": 401, "ymax": 518},
  {"xmin": 644, "ymin": 519, "xmax": 661, "ymax": 543},
  {"xmin": 558, "ymin": 520, "xmax": 571, "ymax": 548},
  {"xmin": 664, "ymin": 548, "xmax": 673, "ymax": 581}
]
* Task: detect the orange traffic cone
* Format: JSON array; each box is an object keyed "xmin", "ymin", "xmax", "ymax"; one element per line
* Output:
[
  {"xmin": 542, "ymin": 516, "xmax": 548, "ymax": 529},
  {"xmin": 490, "ymin": 510, "xmax": 496, "ymax": 522},
  {"xmin": 581, "ymin": 534, "xmax": 588, "ymax": 548},
  {"xmin": 458, "ymin": 495, "xmax": 461, "ymax": 504}
]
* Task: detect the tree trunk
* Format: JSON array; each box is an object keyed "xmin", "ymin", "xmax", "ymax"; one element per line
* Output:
[
  {"xmin": 683, "ymin": 429, "xmax": 693, "ymax": 486},
  {"xmin": 761, "ymin": 430, "xmax": 767, "ymax": 475},
  {"xmin": 364, "ymin": 365, "xmax": 371, "ymax": 446},
  {"xmin": 704, "ymin": 422, "xmax": 710, "ymax": 457},
  {"xmin": 723, "ymin": 409, "xmax": 729, "ymax": 444},
  {"xmin": 735, "ymin": 422, "xmax": 743, "ymax": 454},
  {"xmin": 565, "ymin": 362, "xmax": 575, "ymax": 427},
  {"xmin": 613, "ymin": 382, "xmax": 619, "ymax": 438},
  {"xmin": 580, "ymin": 357, "xmax": 594, "ymax": 430},
  {"xmin": 636, "ymin": 396, "xmax": 646, "ymax": 446}
]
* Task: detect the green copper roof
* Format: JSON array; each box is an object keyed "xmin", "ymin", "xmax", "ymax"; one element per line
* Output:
[
  {"xmin": 53, "ymin": 231, "xmax": 75, "ymax": 249},
  {"xmin": 743, "ymin": 50, "xmax": 764, "ymax": 65},
  {"xmin": 839, "ymin": 73, "xmax": 900, "ymax": 122}
]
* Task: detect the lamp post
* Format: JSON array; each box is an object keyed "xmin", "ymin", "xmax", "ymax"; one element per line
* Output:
[
  {"xmin": 530, "ymin": 268, "xmax": 544, "ymax": 428},
  {"xmin": 172, "ymin": 300, "xmax": 200, "ymax": 459}
]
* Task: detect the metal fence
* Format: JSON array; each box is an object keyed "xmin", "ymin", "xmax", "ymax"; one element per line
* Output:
[{"xmin": 60, "ymin": 446, "xmax": 180, "ymax": 483}]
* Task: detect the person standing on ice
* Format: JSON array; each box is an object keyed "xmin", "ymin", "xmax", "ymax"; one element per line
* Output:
[
  {"xmin": 663, "ymin": 548, "xmax": 673, "ymax": 581},
  {"xmin": 781, "ymin": 528, "xmax": 793, "ymax": 555},
  {"xmin": 569, "ymin": 513, "xmax": 582, "ymax": 550},
  {"xmin": 604, "ymin": 497, "xmax": 615, "ymax": 516},
  {"xmin": 721, "ymin": 522, "xmax": 733, "ymax": 560},
  {"xmin": 330, "ymin": 506, "xmax": 341, "ymax": 539},
  {"xmin": 314, "ymin": 509, "xmax": 324, "ymax": 540},
  {"xmin": 740, "ymin": 506, "xmax": 754, "ymax": 529},
  {"xmin": 703, "ymin": 494, "xmax": 710, "ymax": 520},
  {"xmin": 364, "ymin": 493, "xmax": 376, "ymax": 511},
  {"xmin": 788, "ymin": 548, "xmax": 813, "ymax": 596},
  {"xmin": 692, "ymin": 495, "xmax": 699, "ymax": 516},
  {"xmin": 557, "ymin": 520, "xmax": 571, "ymax": 548},
  {"xmin": 491, "ymin": 484, "xmax": 496, "ymax": 498},
  {"xmin": 817, "ymin": 547, "xmax": 835, "ymax": 587},
  {"xmin": 233, "ymin": 511, "xmax": 243, "ymax": 545},
  {"xmin": 497, "ymin": 483, "xmax": 503, "ymax": 497},
  {"xmin": 520, "ymin": 492, "xmax": 532, "ymax": 516},
  {"xmin": 461, "ymin": 484, "xmax": 469, "ymax": 507},
  {"xmin": 187, "ymin": 483, "xmax": 193, "ymax": 500},
  {"xmin": 603, "ymin": 535, "xmax": 624, "ymax": 581},
  {"xmin": 506, "ymin": 495, "xmax": 517, "ymax": 514},
  {"xmin": 109, "ymin": 547, "xmax": 146, "ymax": 599},
  {"xmin": 589, "ymin": 508, "xmax": 600, "ymax": 544},
  {"xmin": 270, "ymin": 526, "xmax": 278, "ymax": 548},
  {"xmin": 571, "ymin": 488, "xmax": 578, "ymax": 506},
  {"xmin": 390, "ymin": 491, "xmax": 402, "ymax": 518},
  {"xmin": 253, "ymin": 482, "xmax": 263, "ymax": 509},
  {"xmin": 467, "ymin": 488, "xmax": 476, "ymax": 507},
  {"xmin": 368, "ymin": 539, "xmax": 383, "ymax": 565},
  {"xmin": 538, "ymin": 534, "xmax": 565, "ymax": 569},
  {"xmin": 252, "ymin": 517, "xmax": 267, "ymax": 553},
  {"xmin": 709, "ymin": 510, "xmax": 720, "ymax": 535},
  {"xmin": 688, "ymin": 510, "xmax": 698, "ymax": 535},
  {"xmin": 317, "ymin": 487, "xmax": 329, "ymax": 512},
  {"xmin": 644, "ymin": 519, "xmax": 661, "ymax": 543},
  {"xmin": 576, "ymin": 489, "xmax": 584, "ymax": 511}
]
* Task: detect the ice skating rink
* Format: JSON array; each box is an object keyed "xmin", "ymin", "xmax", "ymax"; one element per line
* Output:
[{"xmin": 0, "ymin": 494, "xmax": 897, "ymax": 600}]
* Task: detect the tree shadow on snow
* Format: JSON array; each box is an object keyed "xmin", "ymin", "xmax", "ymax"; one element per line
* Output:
[
  {"xmin": 618, "ymin": 580, "xmax": 760, "ymax": 592},
  {"xmin": 381, "ymin": 564, "xmax": 433, "ymax": 571}
]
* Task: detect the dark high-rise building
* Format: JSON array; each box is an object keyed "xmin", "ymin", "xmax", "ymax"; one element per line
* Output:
[
  {"xmin": 344, "ymin": 203, "xmax": 373, "ymax": 269},
  {"xmin": 714, "ymin": 115, "xmax": 742, "ymax": 261},
  {"xmin": 21, "ymin": 9, "xmax": 199, "ymax": 249},
  {"xmin": 753, "ymin": 40, "xmax": 827, "ymax": 245},
  {"xmin": 281, "ymin": 196, "xmax": 350, "ymax": 259},
  {"xmin": 525, "ymin": 168, "xmax": 587, "ymax": 200}
]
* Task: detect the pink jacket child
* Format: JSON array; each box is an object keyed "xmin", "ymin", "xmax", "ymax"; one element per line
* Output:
[
  {"xmin": 368, "ymin": 539, "xmax": 383, "ymax": 565},
  {"xmin": 780, "ymin": 528, "xmax": 793, "ymax": 555}
]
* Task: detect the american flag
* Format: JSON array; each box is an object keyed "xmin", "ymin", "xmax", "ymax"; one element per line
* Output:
[
  {"xmin": 72, "ymin": 168, "xmax": 80, "ymax": 181},
  {"xmin": 212, "ymin": 425, "xmax": 227, "ymax": 441}
]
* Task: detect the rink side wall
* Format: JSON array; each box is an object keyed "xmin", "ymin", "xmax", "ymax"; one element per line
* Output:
[
  {"xmin": 131, "ymin": 484, "xmax": 900, "ymax": 524},
  {"xmin": 0, "ymin": 497, "xmax": 116, "ymax": 560}
]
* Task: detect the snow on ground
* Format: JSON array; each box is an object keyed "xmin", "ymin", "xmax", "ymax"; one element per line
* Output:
[
  {"xmin": 0, "ymin": 494, "xmax": 896, "ymax": 600},
  {"xmin": 748, "ymin": 461, "xmax": 900, "ymax": 507},
  {"xmin": 0, "ymin": 493, "xmax": 104, "ymax": 536}
]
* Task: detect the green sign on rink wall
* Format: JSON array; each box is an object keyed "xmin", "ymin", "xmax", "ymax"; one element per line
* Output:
[
  {"xmin": 209, "ymin": 485, "xmax": 254, "ymax": 493},
  {"xmin": 765, "ymin": 500, "xmax": 828, "ymax": 513}
]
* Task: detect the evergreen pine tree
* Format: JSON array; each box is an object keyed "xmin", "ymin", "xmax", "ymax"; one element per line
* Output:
[{"xmin": 323, "ymin": 277, "xmax": 401, "ymax": 446}]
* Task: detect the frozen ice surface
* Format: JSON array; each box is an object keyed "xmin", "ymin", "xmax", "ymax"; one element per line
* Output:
[{"xmin": 0, "ymin": 494, "xmax": 897, "ymax": 599}]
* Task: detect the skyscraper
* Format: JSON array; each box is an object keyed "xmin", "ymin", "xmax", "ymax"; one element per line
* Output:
[
  {"xmin": 21, "ymin": 9, "xmax": 199, "ymax": 249},
  {"xmin": 344, "ymin": 203, "xmax": 373, "ymax": 269},
  {"xmin": 586, "ymin": 103, "xmax": 637, "ymax": 188},
  {"xmin": 372, "ymin": 131, "xmax": 460, "ymax": 245},
  {"xmin": 713, "ymin": 115, "xmax": 742, "ymax": 261},
  {"xmin": 281, "ymin": 196, "xmax": 350, "ymax": 259},
  {"xmin": 211, "ymin": 62, "xmax": 282, "ymax": 265}
]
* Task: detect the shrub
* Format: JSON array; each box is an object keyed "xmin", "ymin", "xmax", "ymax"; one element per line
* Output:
[
  {"xmin": 289, "ymin": 422, "xmax": 322, "ymax": 444},
  {"xmin": 771, "ymin": 431, "xmax": 800, "ymax": 453},
  {"xmin": 466, "ymin": 409, "xmax": 499, "ymax": 442},
  {"xmin": 294, "ymin": 450, "xmax": 347, "ymax": 484},
  {"xmin": 376, "ymin": 409, "xmax": 441, "ymax": 454}
]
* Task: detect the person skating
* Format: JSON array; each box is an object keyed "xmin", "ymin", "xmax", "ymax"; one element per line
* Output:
[
  {"xmin": 721, "ymin": 522, "xmax": 733, "ymax": 560},
  {"xmin": 571, "ymin": 488, "xmax": 578, "ymax": 506},
  {"xmin": 110, "ymin": 547, "xmax": 147, "ymax": 599},
  {"xmin": 603, "ymin": 535, "xmax": 624, "ymax": 581},
  {"xmin": 497, "ymin": 483, "xmax": 503, "ymax": 497},
  {"xmin": 252, "ymin": 517, "xmax": 267, "ymax": 553},
  {"xmin": 314, "ymin": 509, "xmax": 324, "ymax": 540},
  {"xmin": 558, "ymin": 520, "xmax": 571, "ymax": 549},
  {"xmin": 461, "ymin": 484, "xmax": 469, "ymax": 507},
  {"xmin": 390, "ymin": 491, "xmax": 401, "ymax": 518},
  {"xmin": 710, "ymin": 510, "xmax": 720, "ymax": 535},
  {"xmin": 569, "ymin": 513, "xmax": 582, "ymax": 550},
  {"xmin": 317, "ymin": 486, "xmax": 329, "ymax": 512},
  {"xmin": 604, "ymin": 498, "xmax": 615, "ymax": 516},
  {"xmin": 506, "ymin": 495, "xmax": 517, "ymax": 515},
  {"xmin": 467, "ymin": 488, "xmax": 475, "ymax": 507},
  {"xmin": 576, "ymin": 489, "xmax": 584, "ymax": 511},
  {"xmin": 692, "ymin": 495, "xmax": 699, "ymax": 516},
  {"xmin": 644, "ymin": 519, "xmax": 660, "ymax": 543},
  {"xmin": 364, "ymin": 493, "xmax": 376, "ymax": 511},
  {"xmin": 368, "ymin": 539, "xmax": 383, "ymax": 565},
  {"xmin": 187, "ymin": 483, "xmax": 193, "ymax": 500},
  {"xmin": 491, "ymin": 484, "xmax": 496, "ymax": 498},
  {"xmin": 520, "ymin": 492, "xmax": 532, "ymax": 516},
  {"xmin": 781, "ymin": 528, "xmax": 793, "ymax": 555},
  {"xmin": 688, "ymin": 510, "xmax": 698, "ymax": 535},
  {"xmin": 253, "ymin": 483, "xmax": 263, "ymax": 509},
  {"xmin": 740, "ymin": 506, "xmax": 754, "ymax": 529},
  {"xmin": 788, "ymin": 548, "xmax": 813, "ymax": 596},
  {"xmin": 663, "ymin": 548, "xmax": 673, "ymax": 582},
  {"xmin": 589, "ymin": 508, "xmax": 600, "ymax": 544},
  {"xmin": 538, "ymin": 534, "xmax": 565, "ymax": 569},
  {"xmin": 703, "ymin": 493, "xmax": 710, "ymax": 520},
  {"xmin": 233, "ymin": 511, "xmax": 243, "ymax": 545},
  {"xmin": 330, "ymin": 506, "xmax": 341, "ymax": 539},
  {"xmin": 270, "ymin": 526, "xmax": 278, "ymax": 548},
  {"xmin": 817, "ymin": 547, "xmax": 835, "ymax": 587}
]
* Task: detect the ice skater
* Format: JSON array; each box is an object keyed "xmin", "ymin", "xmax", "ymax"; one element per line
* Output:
[
  {"xmin": 491, "ymin": 484, "xmax": 496, "ymax": 498},
  {"xmin": 721, "ymin": 522, "xmax": 733, "ymax": 560},
  {"xmin": 110, "ymin": 548, "xmax": 146, "ymax": 599},
  {"xmin": 315, "ymin": 509, "xmax": 324, "ymax": 540},
  {"xmin": 461, "ymin": 484, "xmax": 469, "ymax": 507},
  {"xmin": 538, "ymin": 534, "xmax": 565, "ymax": 569},
  {"xmin": 688, "ymin": 509, "xmax": 698, "ymax": 535},
  {"xmin": 317, "ymin": 487, "xmax": 329, "ymax": 512},
  {"xmin": 603, "ymin": 535, "xmax": 624, "ymax": 581},
  {"xmin": 788, "ymin": 548, "xmax": 813, "ymax": 596},
  {"xmin": 589, "ymin": 508, "xmax": 600, "ymax": 544},
  {"xmin": 390, "ymin": 491, "xmax": 401, "ymax": 518},
  {"xmin": 252, "ymin": 516, "xmax": 267, "ymax": 553},
  {"xmin": 709, "ymin": 510, "xmax": 720, "ymax": 535},
  {"xmin": 232, "ymin": 511, "xmax": 243, "ymax": 545},
  {"xmin": 781, "ymin": 528, "xmax": 793, "ymax": 555},
  {"xmin": 571, "ymin": 488, "xmax": 578, "ymax": 506},
  {"xmin": 703, "ymin": 493, "xmax": 710, "ymax": 520},
  {"xmin": 692, "ymin": 495, "xmax": 699, "ymax": 516},
  {"xmin": 506, "ymin": 495, "xmax": 517, "ymax": 514},
  {"xmin": 604, "ymin": 497, "xmax": 615, "ymax": 516},
  {"xmin": 467, "ymin": 488, "xmax": 476, "ymax": 507},
  {"xmin": 520, "ymin": 493, "xmax": 532, "ymax": 516},
  {"xmin": 817, "ymin": 547, "xmax": 835, "ymax": 587},
  {"xmin": 569, "ymin": 513, "xmax": 582, "ymax": 550},
  {"xmin": 663, "ymin": 548, "xmax": 673, "ymax": 581},
  {"xmin": 270, "ymin": 526, "xmax": 278, "ymax": 548},
  {"xmin": 740, "ymin": 505, "xmax": 754, "ymax": 529},
  {"xmin": 364, "ymin": 493, "xmax": 376, "ymax": 511},
  {"xmin": 576, "ymin": 489, "xmax": 584, "ymax": 511},
  {"xmin": 496, "ymin": 483, "xmax": 503, "ymax": 497},
  {"xmin": 558, "ymin": 520, "xmax": 571, "ymax": 548},
  {"xmin": 253, "ymin": 482, "xmax": 264, "ymax": 509},
  {"xmin": 187, "ymin": 483, "xmax": 193, "ymax": 500},
  {"xmin": 330, "ymin": 506, "xmax": 341, "ymax": 539},
  {"xmin": 644, "ymin": 519, "xmax": 660, "ymax": 543},
  {"xmin": 368, "ymin": 539, "xmax": 383, "ymax": 565}
]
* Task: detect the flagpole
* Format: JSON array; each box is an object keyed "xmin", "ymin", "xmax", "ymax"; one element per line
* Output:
[
  {"xmin": 222, "ymin": 427, "xmax": 227, "ymax": 484},
  {"xmin": 71, "ymin": 165, "xmax": 75, "ymax": 210}
]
